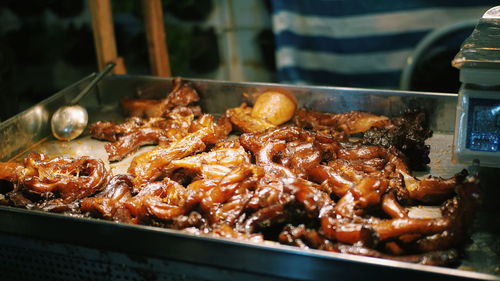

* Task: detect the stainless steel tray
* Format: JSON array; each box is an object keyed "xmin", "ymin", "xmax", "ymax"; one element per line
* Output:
[{"xmin": 0, "ymin": 75, "xmax": 498, "ymax": 280}]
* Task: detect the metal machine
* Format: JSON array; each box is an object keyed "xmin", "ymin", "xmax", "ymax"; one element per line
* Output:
[{"xmin": 453, "ymin": 6, "xmax": 500, "ymax": 167}]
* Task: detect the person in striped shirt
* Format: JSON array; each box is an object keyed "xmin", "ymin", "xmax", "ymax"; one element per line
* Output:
[{"xmin": 270, "ymin": 0, "xmax": 497, "ymax": 90}]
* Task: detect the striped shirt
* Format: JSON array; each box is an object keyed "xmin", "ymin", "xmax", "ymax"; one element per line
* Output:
[{"xmin": 271, "ymin": 0, "xmax": 496, "ymax": 88}]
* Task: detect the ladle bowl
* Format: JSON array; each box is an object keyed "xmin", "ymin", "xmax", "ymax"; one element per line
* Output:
[{"xmin": 51, "ymin": 62, "xmax": 115, "ymax": 141}]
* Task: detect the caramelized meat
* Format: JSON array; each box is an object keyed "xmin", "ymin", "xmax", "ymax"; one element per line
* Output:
[
  {"xmin": 362, "ymin": 110, "xmax": 433, "ymax": 170},
  {"xmin": 90, "ymin": 106, "xmax": 198, "ymax": 162},
  {"xmin": 121, "ymin": 77, "xmax": 200, "ymax": 118},
  {"xmin": 171, "ymin": 143, "xmax": 251, "ymax": 180},
  {"xmin": 0, "ymin": 162, "xmax": 23, "ymax": 182},
  {"xmin": 80, "ymin": 175, "xmax": 134, "ymax": 223},
  {"xmin": 294, "ymin": 109, "xmax": 432, "ymax": 170},
  {"xmin": 225, "ymin": 104, "xmax": 275, "ymax": 133},
  {"xmin": 89, "ymin": 117, "xmax": 145, "ymax": 142},
  {"xmin": 124, "ymin": 178, "xmax": 188, "ymax": 222},
  {"xmin": 0, "ymin": 86, "xmax": 481, "ymax": 267},
  {"xmin": 18, "ymin": 153, "xmax": 108, "ymax": 202},
  {"xmin": 128, "ymin": 127, "xmax": 211, "ymax": 188},
  {"xmin": 0, "ymin": 153, "xmax": 109, "ymax": 212},
  {"xmin": 294, "ymin": 108, "xmax": 390, "ymax": 136}
]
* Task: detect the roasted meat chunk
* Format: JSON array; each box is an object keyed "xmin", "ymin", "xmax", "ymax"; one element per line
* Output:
[
  {"xmin": 121, "ymin": 77, "xmax": 200, "ymax": 118},
  {"xmin": 0, "ymin": 153, "xmax": 109, "ymax": 212},
  {"xmin": 294, "ymin": 108, "xmax": 391, "ymax": 135},
  {"xmin": 362, "ymin": 110, "xmax": 433, "ymax": 170},
  {"xmin": 294, "ymin": 109, "xmax": 432, "ymax": 170},
  {"xmin": 80, "ymin": 175, "xmax": 135, "ymax": 223},
  {"xmin": 225, "ymin": 103, "xmax": 275, "ymax": 133},
  {"xmin": 128, "ymin": 127, "xmax": 211, "ymax": 188},
  {"xmin": 90, "ymin": 107, "xmax": 198, "ymax": 161}
]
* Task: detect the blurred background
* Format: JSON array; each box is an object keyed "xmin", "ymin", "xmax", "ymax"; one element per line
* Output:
[{"xmin": 0, "ymin": 0, "xmax": 497, "ymax": 121}]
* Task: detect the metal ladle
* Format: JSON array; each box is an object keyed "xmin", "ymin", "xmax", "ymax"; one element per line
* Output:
[{"xmin": 51, "ymin": 62, "xmax": 116, "ymax": 141}]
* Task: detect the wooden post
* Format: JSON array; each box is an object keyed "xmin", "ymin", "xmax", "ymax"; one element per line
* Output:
[
  {"xmin": 88, "ymin": 0, "xmax": 127, "ymax": 74},
  {"xmin": 142, "ymin": 0, "xmax": 172, "ymax": 77}
]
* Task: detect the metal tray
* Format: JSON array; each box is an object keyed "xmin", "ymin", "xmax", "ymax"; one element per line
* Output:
[{"xmin": 0, "ymin": 75, "xmax": 499, "ymax": 281}]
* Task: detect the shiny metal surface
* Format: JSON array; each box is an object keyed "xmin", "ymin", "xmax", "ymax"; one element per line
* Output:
[
  {"xmin": 50, "ymin": 63, "xmax": 115, "ymax": 141},
  {"xmin": 0, "ymin": 75, "xmax": 96, "ymax": 161},
  {"xmin": 0, "ymin": 75, "xmax": 499, "ymax": 281},
  {"xmin": 51, "ymin": 105, "xmax": 89, "ymax": 141},
  {"xmin": 451, "ymin": 6, "xmax": 500, "ymax": 167}
]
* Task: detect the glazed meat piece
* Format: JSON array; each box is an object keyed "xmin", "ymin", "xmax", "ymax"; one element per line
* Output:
[
  {"xmin": 311, "ymin": 145, "xmax": 407, "ymax": 200},
  {"xmin": 307, "ymin": 142, "xmax": 461, "ymax": 206},
  {"xmin": 207, "ymin": 224, "xmax": 264, "ymax": 242},
  {"xmin": 362, "ymin": 110, "xmax": 432, "ymax": 171},
  {"xmin": 246, "ymin": 177, "xmax": 289, "ymax": 210},
  {"xmin": 294, "ymin": 109, "xmax": 432, "ymax": 170},
  {"xmin": 399, "ymin": 170, "xmax": 465, "ymax": 204},
  {"xmin": 126, "ymin": 162, "xmax": 262, "ymax": 229},
  {"xmin": 188, "ymin": 113, "xmax": 233, "ymax": 145},
  {"xmin": 104, "ymin": 127, "xmax": 166, "ymax": 162},
  {"xmin": 237, "ymin": 177, "xmax": 299, "ymax": 234},
  {"xmin": 121, "ymin": 77, "xmax": 201, "ymax": 118},
  {"xmin": 80, "ymin": 175, "xmax": 135, "ymax": 223},
  {"xmin": 239, "ymin": 176, "xmax": 334, "ymax": 235},
  {"xmin": 225, "ymin": 89, "xmax": 297, "ymax": 133},
  {"xmin": 17, "ymin": 153, "xmax": 108, "ymax": 203},
  {"xmin": 381, "ymin": 190, "xmax": 408, "ymax": 219},
  {"xmin": 225, "ymin": 103, "xmax": 275, "ymax": 133},
  {"xmin": 128, "ymin": 112, "xmax": 234, "ymax": 188},
  {"xmin": 128, "ymin": 127, "xmax": 212, "ymax": 188},
  {"xmin": 199, "ymin": 165, "xmax": 261, "ymax": 225},
  {"xmin": 277, "ymin": 224, "xmax": 459, "ymax": 266},
  {"xmin": 171, "ymin": 142, "xmax": 251, "ymax": 180},
  {"xmin": 240, "ymin": 126, "xmax": 339, "ymax": 178},
  {"xmin": 89, "ymin": 117, "xmax": 145, "ymax": 142},
  {"xmin": 319, "ymin": 171, "xmax": 479, "ymax": 247},
  {"xmin": 0, "ymin": 162, "xmax": 23, "ymax": 182},
  {"xmin": 0, "ymin": 153, "xmax": 108, "ymax": 212},
  {"xmin": 410, "ymin": 176, "xmax": 481, "ymax": 253},
  {"xmin": 294, "ymin": 108, "xmax": 390, "ymax": 136},
  {"xmin": 90, "ymin": 107, "xmax": 198, "ymax": 162},
  {"xmin": 124, "ymin": 178, "xmax": 188, "ymax": 223}
]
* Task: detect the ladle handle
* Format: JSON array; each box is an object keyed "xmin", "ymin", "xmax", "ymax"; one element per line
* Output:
[{"xmin": 70, "ymin": 62, "xmax": 116, "ymax": 105}]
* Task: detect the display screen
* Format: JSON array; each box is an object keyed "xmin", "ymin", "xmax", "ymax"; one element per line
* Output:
[{"xmin": 466, "ymin": 98, "xmax": 500, "ymax": 152}]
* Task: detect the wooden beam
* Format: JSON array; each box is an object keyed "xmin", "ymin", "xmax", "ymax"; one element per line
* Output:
[
  {"xmin": 142, "ymin": 0, "xmax": 172, "ymax": 77},
  {"xmin": 88, "ymin": 0, "xmax": 127, "ymax": 74}
]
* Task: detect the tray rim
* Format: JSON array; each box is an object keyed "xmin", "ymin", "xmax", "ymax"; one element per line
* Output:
[{"xmin": 0, "ymin": 205, "xmax": 497, "ymax": 281}]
